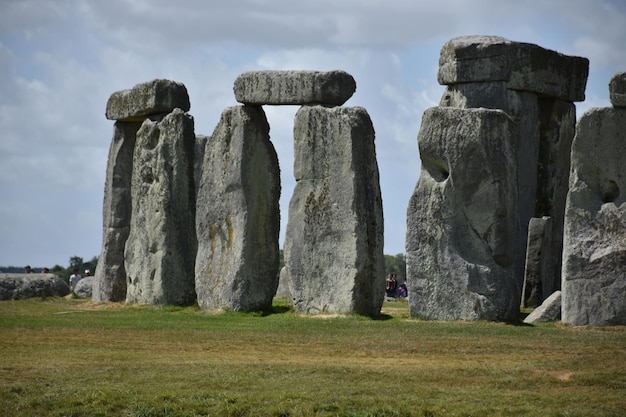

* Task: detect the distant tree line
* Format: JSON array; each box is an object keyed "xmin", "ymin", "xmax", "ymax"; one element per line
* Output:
[
  {"xmin": 3, "ymin": 252, "xmax": 404, "ymax": 283},
  {"xmin": 0, "ymin": 256, "xmax": 98, "ymax": 282},
  {"xmin": 384, "ymin": 253, "xmax": 406, "ymax": 281}
]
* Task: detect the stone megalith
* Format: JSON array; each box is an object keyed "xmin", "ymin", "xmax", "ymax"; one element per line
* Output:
[
  {"xmin": 406, "ymin": 107, "xmax": 519, "ymax": 321},
  {"xmin": 523, "ymin": 290, "xmax": 561, "ymax": 324},
  {"xmin": 195, "ymin": 105, "xmax": 280, "ymax": 311},
  {"xmin": 285, "ymin": 105, "xmax": 385, "ymax": 316},
  {"xmin": 95, "ymin": 79, "xmax": 192, "ymax": 303},
  {"xmin": 561, "ymin": 87, "xmax": 626, "ymax": 325},
  {"xmin": 0, "ymin": 273, "xmax": 70, "ymax": 300},
  {"xmin": 125, "ymin": 108, "xmax": 197, "ymax": 305},
  {"xmin": 93, "ymin": 121, "xmax": 139, "ymax": 302},
  {"xmin": 437, "ymin": 35, "xmax": 588, "ymax": 290},
  {"xmin": 609, "ymin": 72, "xmax": 626, "ymax": 107},
  {"xmin": 521, "ymin": 216, "xmax": 553, "ymax": 309},
  {"xmin": 234, "ymin": 70, "xmax": 356, "ymax": 106}
]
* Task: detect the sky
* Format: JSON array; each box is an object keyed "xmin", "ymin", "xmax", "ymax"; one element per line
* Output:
[{"xmin": 1, "ymin": 0, "xmax": 625, "ymax": 269}]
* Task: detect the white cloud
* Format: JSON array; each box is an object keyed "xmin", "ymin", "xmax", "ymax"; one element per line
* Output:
[{"xmin": 0, "ymin": 0, "xmax": 624, "ymax": 266}]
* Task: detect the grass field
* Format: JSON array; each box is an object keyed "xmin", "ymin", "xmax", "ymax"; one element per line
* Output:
[{"xmin": 0, "ymin": 297, "xmax": 625, "ymax": 417}]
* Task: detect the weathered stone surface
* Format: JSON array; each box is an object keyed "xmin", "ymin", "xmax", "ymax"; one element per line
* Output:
[
  {"xmin": 406, "ymin": 107, "xmax": 519, "ymax": 321},
  {"xmin": 609, "ymin": 72, "xmax": 626, "ymax": 107},
  {"xmin": 195, "ymin": 105, "xmax": 280, "ymax": 311},
  {"xmin": 93, "ymin": 121, "xmax": 140, "ymax": 302},
  {"xmin": 562, "ymin": 107, "xmax": 626, "ymax": 326},
  {"xmin": 521, "ymin": 217, "xmax": 553, "ymax": 309},
  {"xmin": 535, "ymin": 98, "xmax": 576, "ymax": 292},
  {"xmin": 524, "ymin": 290, "xmax": 561, "ymax": 324},
  {"xmin": 275, "ymin": 266, "xmax": 292, "ymax": 299},
  {"xmin": 234, "ymin": 70, "xmax": 356, "ymax": 106},
  {"xmin": 125, "ymin": 109, "xmax": 197, "ymax": 305},
  {"xmin": 440, "ymin": 82, "xmax": 540, "ymax": 287},
  {"xmin": 194, "ymin": 134, "xmax": 208, "ymax": 195},
  {"xmin": 106, "ymin": 79, "xmax": 190, "ymax": 122},
  {"xmin": 74, "ymin": 276, "xmax": 94, "ymax": 298},
  {"xmin": 0, "ymin": 273, "xmax": 70, "ymax": 300},
  {"xmin": 285, "ymin": 105, "xmax": 384, "ymax": 316},
  {"xmin": 438, "ymin": 36, "xmax": 589, "ymax": 101}
]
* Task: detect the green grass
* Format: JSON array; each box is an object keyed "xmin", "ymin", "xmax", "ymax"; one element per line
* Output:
[{"xmin": 0, "ymin": 297, "xmax": 625, "ymax": 417}]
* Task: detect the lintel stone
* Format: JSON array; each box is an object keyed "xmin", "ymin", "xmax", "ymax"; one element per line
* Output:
[
  {"xmin": 233, "ymin": 70, "xmax": 356, "ymax": 106},
  {"xmin": 610, "ymin": 72, "xmax": 626, "ymax": 107},
  {"xmin": 106, "ymin": 79, "xmax": 190, "ymax": 121},
  {"xmin": 437, "ymin": 36, "xmax": 589, "ymax": 102}
]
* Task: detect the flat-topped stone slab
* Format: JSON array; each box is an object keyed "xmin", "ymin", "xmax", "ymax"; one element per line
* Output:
[
  {"xmin": 438, "ymin": 36, "xmax": 589, "ymax": 102},
  {"xmin": 106, "ymin": 79, "xmax": 190, "ymax": 121},
  {"xmin": 233, "ymin": 70, "xmax": 356, "ymax": 106},
  {"xmin": 610, "ymin": 72, "xmax": 626, "ymax": 107}
]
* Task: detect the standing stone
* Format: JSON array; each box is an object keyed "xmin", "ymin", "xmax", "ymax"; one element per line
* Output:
[
  {"xmin": 562, "ymin": 105, "xmax": 626, "ymax": 326},
  {"xmin": 93, "ymin": 122, "xmax": 139, "ymax": 302},
  {"xmin": 406, "ymin": 107, "xmax": 519, "ymax": 321},
  {"xmin": 96, "ymin": 79, "xmax": 193, "ymax": 303},
  {"xmin": 195, "ymin": 105, "xmax": 280, "ymax": 312},
  {"xmin": 275, "ymin": 266, "xmax": 292, "ymax": 299},
  {"xmin": 521, "ymin": 216, "xmax": 553, "ymax": 309},
  {"xmin": 437, "ymin": 36, "xmax": 588, "ymax": 291},
  {"xmin": 285, "ymin": 105, "xmax": 384, "ymax": 316},
  {"xmin": 194, "ymin": 134, "xmax": 208, "ymax": 195},
  {"xmin": 125, "ymin": 109, "xmax": 197, "ymax": 305},
  {"xmin": 535, "ymin": 98, "xmax": 576, "ymax": 293},
  {"xmin": 609, "ymin": 72, "xmax": 626, "ymax": 107},
  {"xmin": 234, "ymin": 70, "xmax": 356, "ymax": 106},
  {"xmin": 439, "ymin": 81, "xmax": 540, "ymax": 286}
]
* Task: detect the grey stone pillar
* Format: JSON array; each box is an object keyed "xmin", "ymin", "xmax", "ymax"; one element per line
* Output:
[
  {"xmin": 286, "ymin": 105, "xmax": 385, "ymax": 316},
  {"xmin": 562, "ymin": 72, "xmax": 626, "ymax": 326},
  {"xmin": 95, "ymin": 79, "xmax": 193, "ymax": 303},
  {"xmin": 406, "ymin": 107, "xmax": 519, "ymax": 321},
  {"xmin": 195, "ymin": 105, "xmax": 280, "ymax": 312}
]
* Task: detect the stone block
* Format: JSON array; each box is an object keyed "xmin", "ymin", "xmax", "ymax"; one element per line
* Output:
[
  {"xmin": 285, "ymin": 105, "xmax": 384, "ymax": 316},
  {"xmin": 125, "ymin": 109, "xmax": 197, "ymax": 305},
  {"xmin": 0, "ymin": 273, "xmax": 70, "ymax": 300},
  {"xmin": 406, "ymin": 106, "xmax": 519, "ymax": 321},
  {"xmin": 106, "ymin": 79, "xmax": 190, "ymax": 121},
  {"xmin": 523, "ymin": 290, "xmax": 561, "ymax": 324},
  {"xmin": 521, "ymin": 217, "xmax": 553, "ymax": 309},
  {"xmin": 195, "ymin": 106, "xmax": 280, "ymax": 312},
  {"xmin": 562, "ymin": 107, "xmax": 626, "ymax": 325},
  {"xmin": 438, "ymin": 36, "xmax": 589, "ymax": 101},
  {"xmin": 93, "ymin": 121, "xmax": 140, "ymax": 302},
  {"xmin": 234, "ymin": 70, "xmax": 356, "ymax": 106},
  {"xmin": 609, "ymin": 72, "xmax": 626, "ymax": 107}
]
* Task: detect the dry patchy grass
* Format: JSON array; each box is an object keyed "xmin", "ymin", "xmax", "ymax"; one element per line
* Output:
[{"xmin": 0, "ymin": 297, "xmax": 625, "ymax": 417}]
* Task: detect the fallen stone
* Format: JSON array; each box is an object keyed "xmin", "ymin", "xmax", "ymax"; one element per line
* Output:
[
  {"xmin": 74, "ymin": 276, "xmax": 94, "ymax": 298},
  {"xmin": 438, "ymin": 35, "xmax": 589, "ymax": 101},
  {"xmin": 406, "ymin": 106, "xmax": 519, "ymax": 321},
  {"xmin": 125, "ymin": 109, "xmax": 197, "ymax": 305},
  {"xmin": 195, "ymin": 105, "xmax": 280, "ymax": 312},
  {"xmin": 106, "ymin": 79, "xmax": 190, "ymax": 122},
  {"xmin": 0, "ymin": 273, "xmax": 70, "ymax": 300},
  {"xmin": 523, "ymin": 290, "xmax": 561, "ymax": 324},
  {"xmin": 562, "ymin": 106, "xmax": 626, "ymax": 326},
  {"xmin": 93, "ymin": 121, "xmax": 140, "ymax": 302},
  {"xmin": 234, "ymin": 70, "xmax": 356, "ymax": 106},
  {"xmin": 285, "ymin": 105, "xmax": 384, "ymax": 317},
  {"xmin": 609, "ymin": 72, "xmax": 626, "ymax": 107}
]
